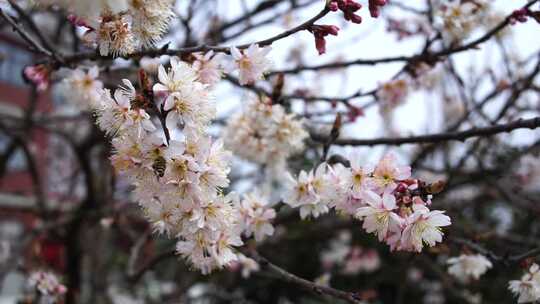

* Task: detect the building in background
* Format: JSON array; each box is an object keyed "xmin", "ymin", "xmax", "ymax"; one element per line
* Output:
[{"xmin": 0, "ymin": 32, "xmax": 64, "ymax": 303}]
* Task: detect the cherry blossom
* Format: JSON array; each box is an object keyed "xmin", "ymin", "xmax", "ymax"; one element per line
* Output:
[
  {"xmin": 400, "ymin": 203, "xmax": 451, "ymax": 252},
  {"xmin": 230, "ymin": 44, "xmax": 272, "ymax": 85},
  {"xmin": 355, "ymin": 191, "xmax": 403, "ymax": 242},
  {"xmin": 193, "ymin": 51, "xmax": 224, "ymax": 86},
  {"xmin": 28, "ymin": 271, "xmax": 67, "ymax": 298},
  {"xmin": 509, "ymin": 264, "xmax": 540, "ymax": 303},
  {"xmin": 447, "ymin": 254, "xmax": 493, "ymax": 282},
  {"xmin": 62, "ymin": 66, "xmax": 103, "ymax": 109}
]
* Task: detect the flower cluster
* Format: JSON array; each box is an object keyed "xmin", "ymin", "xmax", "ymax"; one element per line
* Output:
[
  {"xmin": 51, "ymin": 45, "xmax": 274, "ymax": 273},
  {"xmin": 434, "ymin": 0, "xmax": 491, "ymax": 44},
  {"xmin": 90, "ymin": 57, "xmax": 247, "ymax": 274},
  {"xmin": 509, "ymin": 263, "xmax": 540, "ymax": 303},
  {"xmin": 446, "ymin": 254, "xmax": 493, "ymax": 283},
  {"xmin": 283, "ymin": 154, "xmax": 451, "ymax": 252},
  {"xmin": 47, "ymin": 0, "xmax": 175, "ymax": 56},
  {"xmin": 223, "ymin": 97, "xmax": 308, "ymax": 171},
  {"xmin": 28, "ymin": 271, "xmax": 67, "ymax": 298},
  {"xmin": 236, "ymin": 191, "xmax": 276, "ymax": 242},
  {"xmin": 153, "ymin": 57, "xmax": 215, "ymax": 133}
]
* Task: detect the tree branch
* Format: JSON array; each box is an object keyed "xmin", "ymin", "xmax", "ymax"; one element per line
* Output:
[
  {"xmin": 312, "ymin": 117, "xmax": 540, "ymax": 146},
  {"xmin": 249, "ymin": 251, "xmax": 363, "ymax": 304}
]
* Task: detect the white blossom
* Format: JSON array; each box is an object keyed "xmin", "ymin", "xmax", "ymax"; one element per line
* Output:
[
  {"xmin": 230, "ymin": 44, "xmax": 272, "ymax": 85},
  {"xmin": 400, "ymin": 203, "xmax": 451, "ymax": 252},
  {"xmin": 509, "ymin": 264, "xmax": 540, "ymax": 303},
  {"xmin": 62, "ymin": 66, "xmax": 103, "ymax": 109},
  {"xmin": 355, "ymin": 191, "xmax": 403, "ymax": 242},
  {"xmin": 128, "ymin": 0, "xmax": 175, "ymax": 48},
  {"xmin": 447, "ymin": 254, "xmax": 493, "ymax": 282},
  {"xmin": 223, "ymin": 97, "xmax": 308, "ymax": 170}
]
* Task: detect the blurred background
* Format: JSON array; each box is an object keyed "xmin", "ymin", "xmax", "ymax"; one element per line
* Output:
[{"xmin": 0, "ymin": 0, "xmax": 539, "ymax": 303}]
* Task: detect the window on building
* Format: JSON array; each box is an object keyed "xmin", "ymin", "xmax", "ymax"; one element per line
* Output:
[
  {"xmin": 0, "ymin": 42, "xmax": 33, "ymax": 87},
  {"xmin": 0, "ymin": 134, "xmax": 28, "ymax": 172}
]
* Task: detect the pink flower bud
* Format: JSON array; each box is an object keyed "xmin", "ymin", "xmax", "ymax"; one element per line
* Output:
[{"xmin": 24, "ymin": 65, "xmax": 50, "ymax": 92}]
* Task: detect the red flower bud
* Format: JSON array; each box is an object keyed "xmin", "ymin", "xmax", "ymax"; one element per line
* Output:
[
  {"xmin": 315, "ymin": 36, "xmax": 327, "ymax": 55},
  {"xmin": 510, "ymin": 8, "xmax": 530, "ymax": 24},
  {"xmin": 369, "ymin": 0, "xmax": 387, "ymax": 18},
  {"xmin": 329, "ymin": 0, "xmax": 363, "ymax": 24},
  {"xmin": 309, "ymin": 25, "xmax": 340, "ymax": 55}
]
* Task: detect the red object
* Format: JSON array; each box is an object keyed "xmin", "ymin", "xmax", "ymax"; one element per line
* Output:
[
  {"xmin": 368, "ymin": 0, "xmax": 387, "ymax": 18},
  {"xmin": 328, "ymin": 0, "xmax": 363, "ymax": 23},
  {"xmin": 309, "ymin": 25, "xmax": 340, "ymax": 55},
  {"xmin": 40, "ymin": 238, "xmax": 66, "ymax": 271}
]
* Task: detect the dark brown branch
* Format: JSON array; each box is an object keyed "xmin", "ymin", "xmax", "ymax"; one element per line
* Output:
[
  {"xmin": 312, "ymin": 117, "xmax": 540, "ymax": 146},
  {"xmin": 7, "ymin": 0, "xmax": 61, "ymax": 62},
  {"xmin": 0, "ymin": 7, "xmax": 53, "ymax": 57},
  {"xmin": 249, "ymin": 251, "xmax": 363, "ymax": 304},
  {"xmin": 450, "ymin": 237, "xmax": 540, "ymax": 265}
]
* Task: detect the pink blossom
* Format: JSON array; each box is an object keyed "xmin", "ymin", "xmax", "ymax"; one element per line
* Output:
[
  {"xmin": 355, "ymin": 191, "xmax": 403, "ymax": 242},
  {"xmin": 24, "ymin": 65, "xmax": 50, "ymax": 91},
  {"xmin": 400, "ymin": 204, "xmax": 451, "ymax": 252},
  {"xmin": 230, "ymin": 44, "xmax": 272, "ymax": 85},
  {"xmin": 193, "ymin": 51, "xmax": 223, "ymax": 85},
  {"xmin": 372, "ymin": 154, "xmax": 411, "ymax": 192}
]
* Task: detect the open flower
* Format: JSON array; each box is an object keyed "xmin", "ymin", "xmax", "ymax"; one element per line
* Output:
[
  {"xmin": 230, "ymin": 44, "xmax": 272, "ymax": 85},
  {"xmin": 283, "ymin": 170, "xmax": 318, "ymax": 207},
  {"xmin": 509, "ymin": 263, "xmax": 540, "ymax": 303},
  {"xmin": 63, "ymin": 66, "xmax": 103, "ymax": 109},
  {"xmin": 355, "ymin": 191, "xmax": 402, "ymax": 242},
  {"xmin": 447, "ymin": 254, "xmax": 493, "ymax": 282},
  {"xmin": 400, "ymin": 204, "xmax": 451, "ymax": 252},
  {"xmin": 372, "ymin": 153, "xmax": 411, "ymax": 192},
  {"xmin": 193, "ymin": 51, "xmax": 224, "ymax": 85}
]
